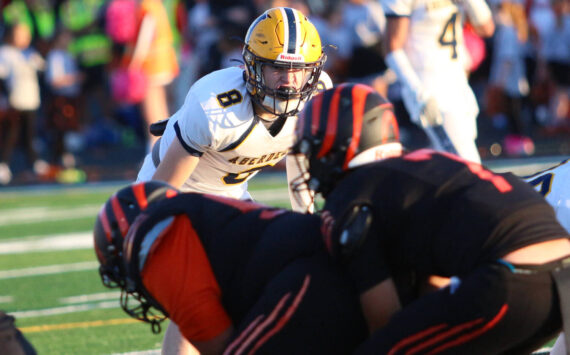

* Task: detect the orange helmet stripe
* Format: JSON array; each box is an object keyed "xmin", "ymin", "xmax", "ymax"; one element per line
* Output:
[
  {"xmin": 98, "ymin": 206, "xmax": 113, "ymax": 243},
  {"xmin": 132, "ymin": 183, "xmax": 149, "ymax": 210},
  {"xmin": 111, "ymin": 195, "xmax": 129, "ymax": 237},
  {"xmin": 344, "ymin": 84, "xmax": 374, "ymax": 169},
  {"xmin": 317, "ymin": 86, "xmax": 342, "ymax": 158},
  {"xmin": 310, "ymin": 92, "xmax": 324, "ymax": 136}
]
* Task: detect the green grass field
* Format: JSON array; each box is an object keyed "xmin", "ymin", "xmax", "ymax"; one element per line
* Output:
[{"xmin": 0, "ymin": 173, "xmax": 289, "ymax": 355}]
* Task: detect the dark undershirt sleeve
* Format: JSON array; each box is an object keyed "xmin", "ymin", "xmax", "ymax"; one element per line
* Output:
[{"xmin": 342, "ymin": 225, "xmax": 390, "ymax": 294}]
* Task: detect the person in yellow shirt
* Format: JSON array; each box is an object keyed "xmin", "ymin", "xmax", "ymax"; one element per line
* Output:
[{"xmin": 125, "ymin": 0, "xmax": 180, "ymax": 149}]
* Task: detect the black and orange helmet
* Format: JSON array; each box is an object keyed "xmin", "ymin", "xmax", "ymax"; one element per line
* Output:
[
  {"xmin": 291, "ymin": 83, "xmax": 402, "ymax": 201},
  {"xmin": 93, "ymin": 181, "xmax": 178, "ymax": 288}
]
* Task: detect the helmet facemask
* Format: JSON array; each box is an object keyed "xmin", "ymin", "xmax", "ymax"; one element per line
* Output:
[
  {"xmin": 291, "ymin": 139, "xmax": 348, "ymax": 201},
  {"xmin": 244, "ymin": 48, "xmax": 325, "ymax": 118},
  {"xmin": 289, "ymin": 147, "xmax": 317, "ymax": 213},
  {"xmin": 120, "ymin": 285, "xmax": 168, "ymax": 334}
]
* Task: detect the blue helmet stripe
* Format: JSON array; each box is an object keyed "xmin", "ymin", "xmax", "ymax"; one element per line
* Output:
[{"xmin": 284, "ymin": 8, "xmax": 297, "ymax": 54}]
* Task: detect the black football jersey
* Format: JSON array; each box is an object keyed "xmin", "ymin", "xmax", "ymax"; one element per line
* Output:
[
  {"xmin": 128, "ymin": 192, "xmax": 324, "ymax": 320},
  {"xmin": 323, "ymin": 150, "xmax": 567, "ymax": 281}
]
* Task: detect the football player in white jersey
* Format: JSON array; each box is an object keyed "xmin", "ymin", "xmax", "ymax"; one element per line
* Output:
[
  {"xmin": 136, "ymin": 7, "xmax": 330, "ymax": 354},
  {"xmin": 382, "ymin": 0, "xmax": 495, "ymax": 163},
  {"xmin": 137, "ymin": 7, "xmax": 331, "ymax": 209}
]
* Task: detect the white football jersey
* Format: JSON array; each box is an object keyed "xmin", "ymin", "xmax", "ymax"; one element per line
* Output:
[
  {"xmin": 382, "ymin": 0, "xmax": 479, "ymax": 116},
  {"xmin": 137, "ymin": 66, "xmax": 332, "ymax": 200},
  {"xmin": 525, "ymin": 159, "xmax": 570, "ymax": 233}
]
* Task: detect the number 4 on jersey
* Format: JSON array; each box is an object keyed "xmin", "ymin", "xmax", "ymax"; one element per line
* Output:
[{"xmin": 439, "ymin": 12, "xmax": 458, "ymax": 59}]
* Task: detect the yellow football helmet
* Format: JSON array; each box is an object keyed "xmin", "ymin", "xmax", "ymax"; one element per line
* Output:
[{"xmin": 243, "ymin": 7, "xmax": 326, "ymax": 117}]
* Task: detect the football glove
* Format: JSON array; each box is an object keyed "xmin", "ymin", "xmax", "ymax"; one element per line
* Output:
[{"xmin": 418, "ymin": 96, "xmax": 443, "ymax": 127}]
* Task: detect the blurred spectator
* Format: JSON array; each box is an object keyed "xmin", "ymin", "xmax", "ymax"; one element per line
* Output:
[
  {"xmin": 3, "ymin": 0, "xmax": 34, "ymax": 31},
  {"xmin": 60, "ymin": 0, "xmax": 113, "ymax": 137},
  {"xmin": 462, "ymin": 22, "xmax": 488, "ymax": 76},
  {"xmin": 304, "ymin": 0, "xmax": 391, "ymax": 93},
  {"xmin": 306, "ymin": 0, "xmax": 353, "ymax": 83},
  {"xmin": 528, "ymin": 0, "xmax": 557, "ymax": 41},
  {"xmin": 45, "ymin": 29, "xmax": 83, "ymax": 174},
  {"xmin": 343, "ymin": 0, "xmax": 386, "ymax": 76},
  {"xmin": 163, "ymin": 0, "xmax": 187, "ymax": 54},
  {"xmin": 200, "ymin": 5, "xmax": 253, "ymax": 73},
  {"xmin": 539, "ymin": 0, "xmax": 570, "ymax": 131},
  {"xmin": 522, "ymin": 0, "xmax": 555, "ymax": 124},
  {"xmin": 122, "ymin": 0, "xmax": 180, "ymax": 149},
  {"xmin": 163, "ymin": 0, "xmax": 188, "ymax": 110},
  {"xmin": 3, "ymin": 0, "xmax": 56, "ymax": 63},
  {"xmin": 3, "ymin": 0, "xmax": 55, "ymax": 42},
  {"xmin": 186, "ymin": 0, "xmax": 222, "ymax": 78},
  {"xmin": 487, "ymin": 0, "xmax": 534, "ymax": 156},
  {"xmin": 0, "ymin": 23, "xmax": 46, "ymax": 185}
]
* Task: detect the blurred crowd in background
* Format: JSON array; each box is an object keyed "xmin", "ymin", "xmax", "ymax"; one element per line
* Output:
[{"xmin": 0, "ymin": 0, "xmax": 569, "ymax": 186}]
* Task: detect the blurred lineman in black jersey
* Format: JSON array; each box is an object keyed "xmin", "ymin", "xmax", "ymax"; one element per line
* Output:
[{"xmin": 289, "ymin": 83, "xmax": 570, "ymax": 354}]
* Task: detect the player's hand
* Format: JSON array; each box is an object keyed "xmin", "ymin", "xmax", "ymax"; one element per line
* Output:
[{"xmin": 418, "ymin": 96, "xmax": 443, "ymax": 127}]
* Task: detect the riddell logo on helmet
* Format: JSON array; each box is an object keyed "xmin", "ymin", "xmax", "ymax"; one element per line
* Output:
[
  {"xmin": 277, "ymin": 53, "xmax": 304, "ymax": 62},
  {"xmin": 348, "ymin": 143, "xmax": 403, "ymax": 169},
  {"xmin": 374, "ymin": 144, "xmax": 402, "ymax": 160}
]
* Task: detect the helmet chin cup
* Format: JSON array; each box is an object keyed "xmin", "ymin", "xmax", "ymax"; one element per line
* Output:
[{"xmin": 261, "ymin": 95, "xmax": 303, "ymax": 117}]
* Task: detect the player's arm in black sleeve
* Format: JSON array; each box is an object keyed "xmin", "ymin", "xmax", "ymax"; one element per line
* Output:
[{"xmin": 323, "ymin": 204, "xmax": 399, "ymax": 332}]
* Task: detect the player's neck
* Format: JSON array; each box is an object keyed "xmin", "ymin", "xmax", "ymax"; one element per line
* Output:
[
  {"xmin": 253, "ymin": 102, "xmax": 290, "ymax": 136},
  {"xmin": 253, "ymin": 103, "xmax": 278, "ymax": 121}
]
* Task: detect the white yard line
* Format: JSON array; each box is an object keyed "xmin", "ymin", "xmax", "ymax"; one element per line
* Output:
[
  {"xmin": 9, "ymin": 301, "xmax": 119, "ymax": 318},
  {"xmin": 0, "ymin": 261, "xmax": 98, "ymax": 279},
  {"xmin": 0, "ymin": 296, "xmax": 14, "ymax": 303},
  {"xmin": 0, "ymin": 188, "xmax": 289, "ymax": 253},
  {"xmin": 0, "ymin": 232, "xmax": 92, "ymax": 254},
  {"xmin": 59, "ymin": 291, "xmax": 121, "ymax": 304},
  {"xmin": 113, "ymin": 351, "xmax": 161, "ymax": 355},
  {"xmin": 0, "ymin": 205, "xmax": 101, "ymax": 226},
  {"xmin": 0, "ymin": 188, "xmax": 287, "ymax": 228}
]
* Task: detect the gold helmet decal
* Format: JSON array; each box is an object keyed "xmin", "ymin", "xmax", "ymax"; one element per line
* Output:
[{"xmin": 243, "ymin": 7, "xmax": 326, "ymax": 117}]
